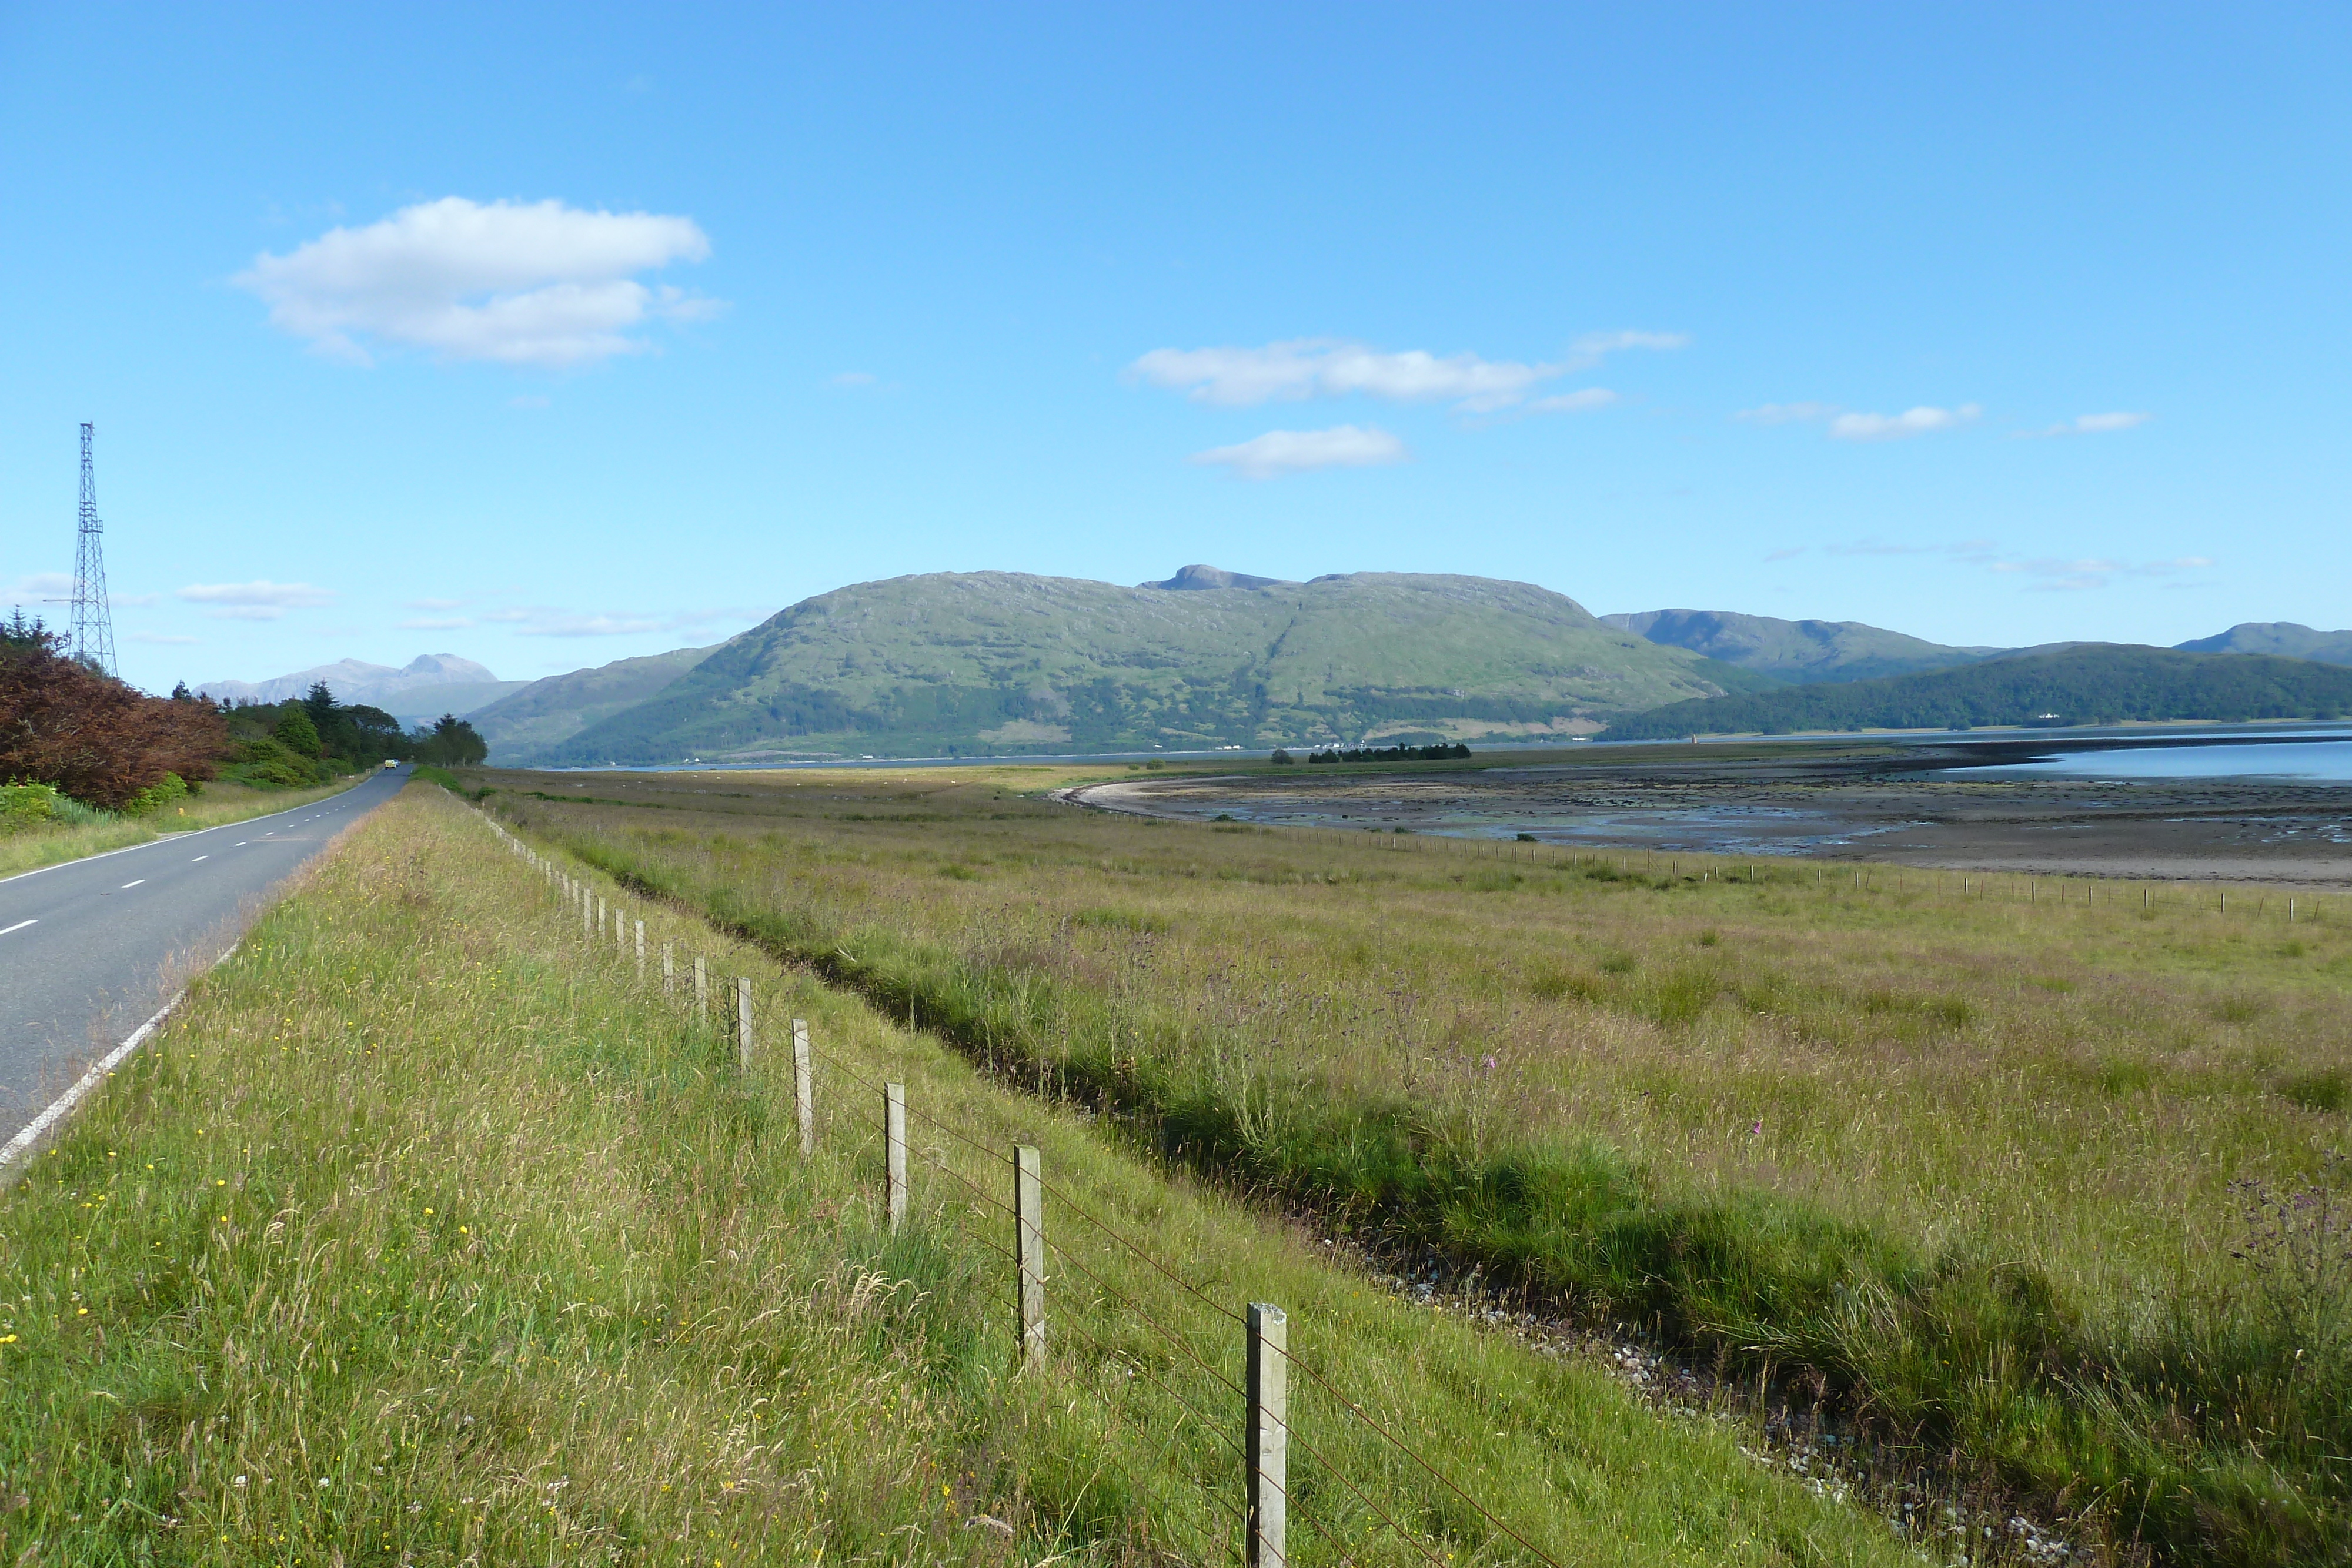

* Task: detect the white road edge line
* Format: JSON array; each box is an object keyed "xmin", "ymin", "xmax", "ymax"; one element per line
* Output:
[
  {"xmin": 0, "ymin": 944, "xmax": 239, "ymax": 1171},
  {"xmin": 120, "ymin": 880, "xmax": 145, "ymax": 889},
  {"xmin": 0, "ymin": 776, "xmax": 382, "ymax": 888},
  {"xmin": 0, "ymin": 919, "xmax": 34, "ymax": 936}
]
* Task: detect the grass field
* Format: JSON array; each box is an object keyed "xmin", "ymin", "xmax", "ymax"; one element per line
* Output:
[
  {"xmin": 0, "ymin": 783, "xmax": 1926, "ymax": 1566},
  {"xmin": 480, "ymin": 763, "xmax": 2352, "ymax": 1566},
  {"xmin": 0, "ymin": 777, "xmax": 365, "ymax": 881}
]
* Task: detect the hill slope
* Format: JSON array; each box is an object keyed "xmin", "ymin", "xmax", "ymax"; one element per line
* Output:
[
  {"xmin": 1596, "ymin": 644, "xmax": 2352, "ymax": 740},
  {"xmin": 546, "ymin": 569, "xmax": 1766, "ymax": 763},
  {"xmin": 470, "ymin": 644, "xmax": 720, "ymax": 762},
  {"xmin": 1602, "ymin": 608, "xmax": 2004, "ymax": 684},
  {"xmin": 2176, "ymin": 621, "xmax": 2352, "ymax": 666}
]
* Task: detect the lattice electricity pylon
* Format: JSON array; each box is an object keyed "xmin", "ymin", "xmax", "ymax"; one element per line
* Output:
[{"xmin": 68, "ymin": 422, "xmax": 116, "ymax": 676}]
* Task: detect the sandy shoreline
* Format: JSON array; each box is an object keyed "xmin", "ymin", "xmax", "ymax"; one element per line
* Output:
[{"xmin": 1064, "ymin": 744, "xmax": 2352, "ymax": 889}]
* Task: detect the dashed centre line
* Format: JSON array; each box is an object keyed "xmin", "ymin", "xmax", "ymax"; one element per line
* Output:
[
  {"xmin": 191, "ymin": 855, "xmax": 208, "ymax": 862},
  {"xmin": 119, "ymin": 880, "xmax": 145, "ymax": 890},
  {"xmin": 1, "ymin": 919, "xmax": 35, "ymax": 937}
]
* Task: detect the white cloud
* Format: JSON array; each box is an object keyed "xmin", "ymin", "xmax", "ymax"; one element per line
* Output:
[
  {"xmin": 831, "ymin": 370, "xmax": 879, "ymax": 386},
  {"xmin": 1528, "ymin": 388, "xmax": 1619, "ymax": 414},
  {"xmin": 2018, "ymin": 411, "xmax": 2152, "ymax": 438},
  {"xmin": 1735, "ymin": 402, "xmax": 1839, "ymax": 425},
  {"xmin": 406, "ymin": 597, "xmax": 466, "ymax": 610},
  {"xmin": 1567, "ymin": 329, "xmax": 1690, "ymax": 365},
  {"xmin": 234, "ymin": 197, "xmax": 719, "ymax": 369},
  {"xmin": 128, "ymin": 631, "xmax": 200, "ymax": 646},
  {"xmin": 8, "ymin": 571, "xmax": 74, "ymax": 601},
  {"xmin": 1827, "ymin": 404, "xmax": 1982, "ymax": 442},
  {"xmin": 1130, "ymin": 332, "xmax": 1682, "ymax": 413},
  {"xmin": 483, "ymin": 603, "xmax": 768, "ymax": 637},
  {"xmin": 399, "ymin": 616, "xmax": 476, "ymax": 631},
  {"xmin": 1188, "ymin": 424, "xmax": 1408, "ymax": 480},
  {"xmin": 178, "ymin": 580, "xmax": 335, "ymax": 609}
]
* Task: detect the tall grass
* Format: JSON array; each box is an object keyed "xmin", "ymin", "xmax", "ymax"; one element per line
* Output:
[
  {"xmin": 0, "ymin": 777, "xmax": 363, "ymax": 880},
  {"xmin": 487, "ymin": 765, "xmax": 2352, "ymax": 1565},
  {"xmin": 0, "ymin": 785, "xmax": 1922, "ymax": 1565}
]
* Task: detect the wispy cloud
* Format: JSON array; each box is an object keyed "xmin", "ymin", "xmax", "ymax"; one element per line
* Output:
[
  {"xmin": 2016, "ymin": 411, "xmax": 2152, "ymax": 439},
  {"xmin": 1829, "ymin": 404, "xmax": 1981, "ymax": 442},
  {"xmin": 1991, "ymin": 554, "xmax": 2211, "ymax": 591},
  {"xmin": 1130, "ymin": 332, "xmax": 1681, "ymax": 414},
  {"xmin": 482, "ymin": 604, "xmax": 769, "ymax": 638},
  {"xmin": 399, "ymin": 616, "xmax": 476, "ymax": 631},
  {"xmin": 1188, "ymin": 424, "xmax": 1408, "ymax": 480},
  {"xmin": 1735, "ymin": 402, "xmax": 1839, "ymax": 426},
  {"xmin": 1763, "ymin": 547, "xmax": 1805, "ymax": 563},
  {"xmin": 1738, "ymin": 401, "xmax": 1982, "ymax": 440},
  {"xmin": 406, "ymin": 597, "xmax": 466, "ymax": 611},
  {"xmin": 1528, "ymin": 388, "xmax": 1619, "ymax": 414},
  {"xmin": 831, "ymin": 370, "xmax": 879, "ymax": 387},
  {"xmin": 7, "ymin": 571, "xmax": 74, "ymax": 601},
  {"xmin": 234, "ymin": 197, "xmax": 721, "ymax": 369},
  {"xmin": 1566, "ymin": 329, "xmax": 1689, "ymax": 366},
  {"xmin": 176, "ymin": 580, "xmax": 334, "ymax": 621}
]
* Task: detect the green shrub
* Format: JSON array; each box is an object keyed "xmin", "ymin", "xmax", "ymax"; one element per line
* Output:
[
  {"xmin": 225, "ymin": 736, "xmax": 326, "ymax": 790},
  {"xmin": 1, "ymin": 781, "xmax": 60, "ymax": 831},
  {"xmin": 121, "ymin": 770, "xmax": 189, "ymax": 817}
]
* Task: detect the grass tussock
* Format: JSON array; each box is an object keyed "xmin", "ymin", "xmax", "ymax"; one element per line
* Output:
[
  {"xmin": 482, "ymin": 764, "xmax": 2352, "ymax": 1566},
  {"xmin": 0, "ymin": 785, "xmax": 1922, "ymax": 1566}
]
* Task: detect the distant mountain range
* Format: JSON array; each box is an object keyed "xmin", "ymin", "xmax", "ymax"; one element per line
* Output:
[
  {"xmin": 1596, "ymin": 644, "xmax": 2352, "ymax": 741},
  {"xmin": 467, "ymin": 644, "xmax": 719, "ymax": 758},
  {"xmin": 511, "ymin": 569, "xmax": 1768, "ymax": 764},
  {"xmin": 188, "ymin": 586, "xmax": 2352, "ymax": 763},
  {"xmin": 1601, "ymin": 609, "xmax": 2005, "ymax": 684},
  {"xmin": 196, "ymin": 654, "xmax": 526, "ymax": 719},
  {"xmin": 2174, "ymin": 622, "xmax": 2352, "ymax": 666}
]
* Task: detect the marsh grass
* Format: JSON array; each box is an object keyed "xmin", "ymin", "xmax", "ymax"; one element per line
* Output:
[
  {"xmin": 485, "ymin": 765, "xmax": 2352, "ymax": 1565},
  {"xmin": 0, "ymin": 777, "xmax": 363, "ymax": 881},
  {"xmin": 0, "ymin": 786, "xmax": 1923, "ymax": 1566}
]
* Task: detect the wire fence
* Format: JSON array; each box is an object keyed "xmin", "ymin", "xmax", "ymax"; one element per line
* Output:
[{"xmin": 468, "ymin": 804, "xmax": 1578, "ymax": 1567}]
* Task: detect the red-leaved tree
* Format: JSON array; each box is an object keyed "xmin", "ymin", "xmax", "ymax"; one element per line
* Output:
[{"xmin": 0, "ymin": 615, "xmax": 228, "ymax": 809}]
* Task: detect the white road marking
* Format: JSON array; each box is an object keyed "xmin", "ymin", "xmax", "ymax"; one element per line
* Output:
[
  {"xmin": 234, "ymin": 842, "xmax": 246, "ymax": 847},
  {"xmin": 121, "ymin": 880, "xmax": 145, "ymax": 889},
  {"xmin": 191, "ymin": 855, "xmax": 208, "ymax": 862},
  {"xmin": 0, "ymin": 919, "xmax": 35, "ymax": 936},
  {"xmin": 0, "ymin": 945, "xmax": 238, "ymax": 1171}
]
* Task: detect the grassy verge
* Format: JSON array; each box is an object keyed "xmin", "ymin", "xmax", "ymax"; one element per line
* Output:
[
  {"xmin": 0, "ymin": 777, "xmax": 366, "ymax": 881},
  {"xmin": 0, "ymin": 784, "xmax": 1921, "ymax": 1565},
  {"xmin": 485, "ymin": 765, "xmax": 2352, "ymax": 1566}
]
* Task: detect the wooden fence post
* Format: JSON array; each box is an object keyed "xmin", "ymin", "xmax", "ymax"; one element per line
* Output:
[
  {"xmin": 663, "ymin": 941, "xmax": 676, "ymax": 994},
  {"xmin": 884, "ymin": 1082, "xmax": 907, "ymax": 1233},
  {"xmin": 634, "ymin": 920, "xmax": 646, "ymax": 979},
  {"xmin": 736, "ymin": 978, "xmax": 754, "ymax": 1070},
  {"xmin": 694, "ymin": 957, "xmax": 708, "ymax": 1022},
  {"xmin": 793, "ymin": 1019, "xmax": 814, "ymax": 1155},
  {"xmin": 1247, "ymin": 1302, "xmax": 1289, "ymax": 1568},
  {"xmin": 1015, "ymin": 1144, "xmax": 1045, "ymax": 1369}
]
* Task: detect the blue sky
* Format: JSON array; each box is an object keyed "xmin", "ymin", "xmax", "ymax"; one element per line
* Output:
[{"xmin": 4, "ymin": 4, "xmax": 2347, "ymax": 694}]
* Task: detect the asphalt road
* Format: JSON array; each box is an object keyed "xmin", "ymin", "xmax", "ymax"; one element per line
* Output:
[{"xmin": 0, "ymin": 765, "xmax": 410, "ymax": 1148}]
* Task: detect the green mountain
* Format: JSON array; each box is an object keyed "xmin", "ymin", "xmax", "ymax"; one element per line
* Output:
[
  {"xmin": 543, "ymin": 569, "xmax": 1769, "ymax": 763},
  {"xmin": 1601, "ymin": 608, "xmax": 2004, "ymax": 684},
  {"xmin": 1597, "ymin": 644, "xmax": 2352, "ymax": 740},
  {"xmin": 2175, "ymin": 622, "xmax": 2352, "ymax": 666},
  {"xmin": 472, "ymin": 644, "xmax": 720, "ymax": 762}
]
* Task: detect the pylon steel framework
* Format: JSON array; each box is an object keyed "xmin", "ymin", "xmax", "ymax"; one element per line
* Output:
[{"xmin": 69, "ymin": 422, "xmax": 116, "ymax": 676}]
